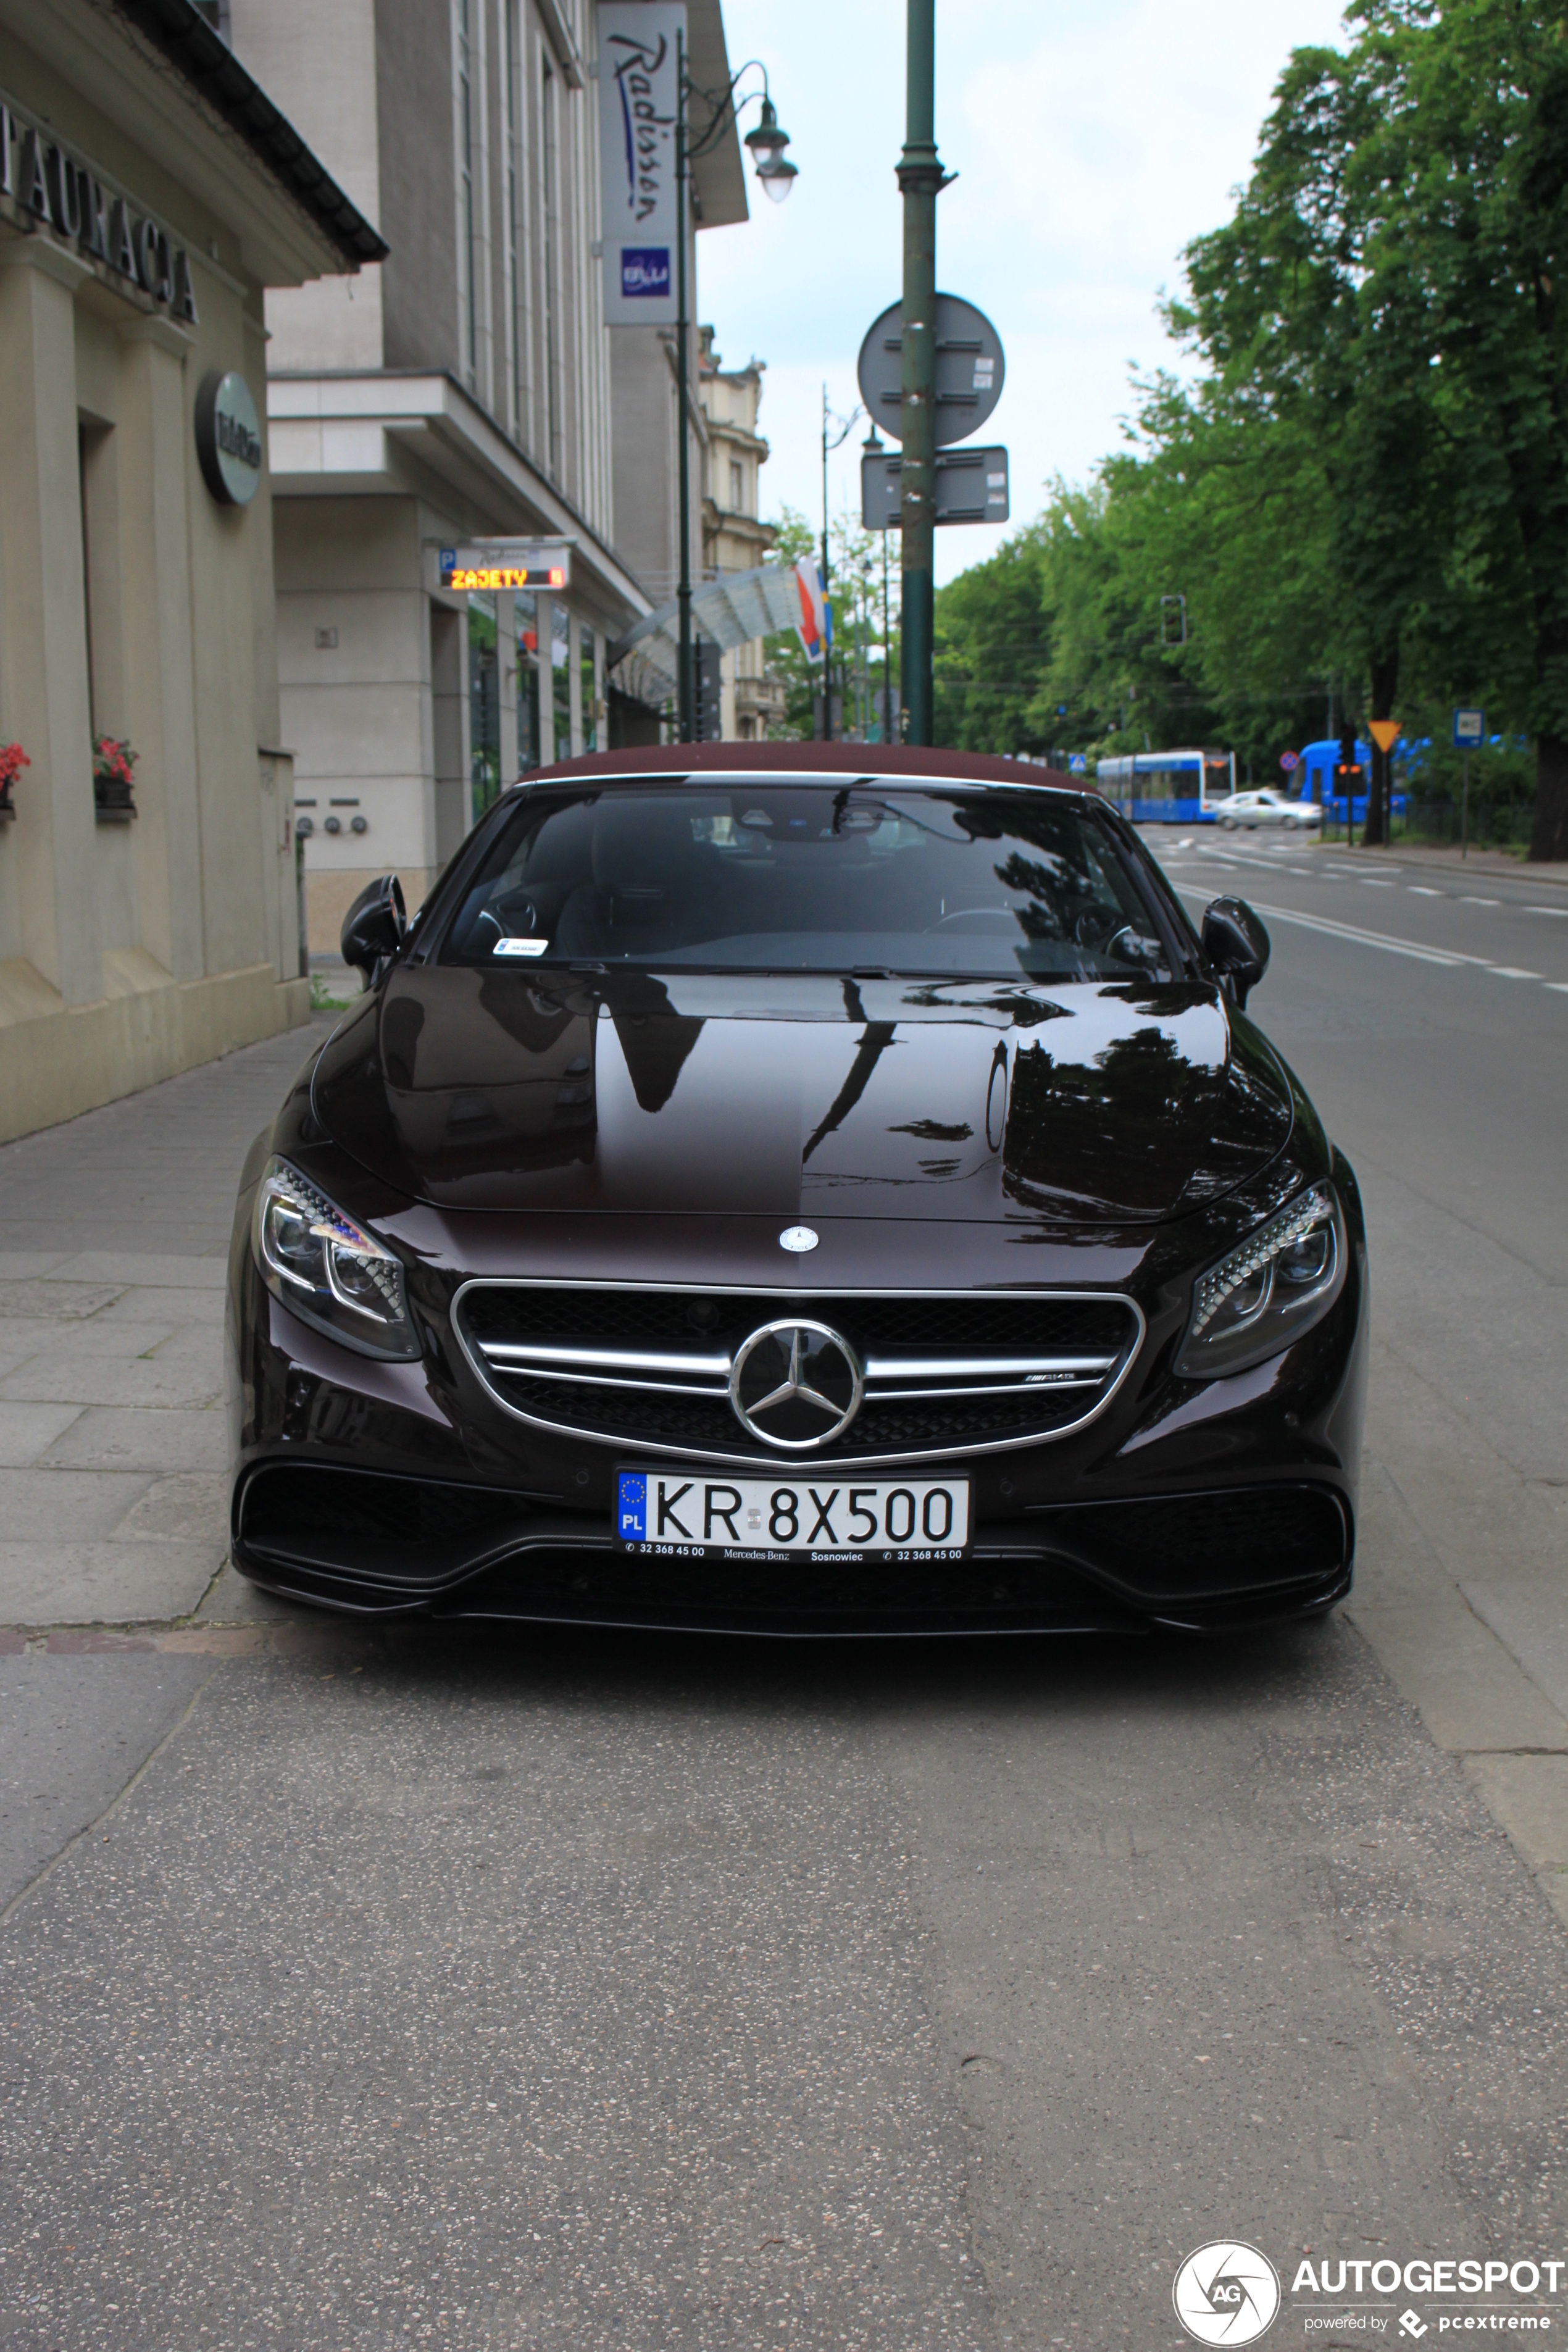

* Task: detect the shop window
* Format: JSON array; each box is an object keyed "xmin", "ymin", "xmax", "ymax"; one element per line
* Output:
[
  {"xmin": 468, "ymin": 596, "xmax": 499, "ymax": 817},
  {"xmin": 551, "ymin": 601, "xmax": 570, "ymax": 762},
  {"xmin": 579, "ymin": 623, "xmax": 597, "ymax": 755},
  {"xmin": 515, "ymin": 591, "xmax": 539, "ymax": 768},
  {"xmin": 78, "ymin": 420, "xmax": 120, "ymax": 744}
]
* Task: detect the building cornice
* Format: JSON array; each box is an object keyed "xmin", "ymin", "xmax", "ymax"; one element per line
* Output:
[{"xmin": 267, "ymin": 369, "xmax": 653, "ymax": 623}]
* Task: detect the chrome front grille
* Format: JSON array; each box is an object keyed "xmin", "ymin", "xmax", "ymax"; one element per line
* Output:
[{"xmin": 452, "ymin": 1283, "xmax": 1144, "ymax": 1466}]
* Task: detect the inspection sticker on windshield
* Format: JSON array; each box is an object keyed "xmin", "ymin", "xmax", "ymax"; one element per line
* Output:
[
  {"xmin": 493, "ymin": 936, "xmax": 549, "ymax": 957},
  {"xmin": 615, "ymin": 1469, "xmax": 970, "ymax": 1562}
]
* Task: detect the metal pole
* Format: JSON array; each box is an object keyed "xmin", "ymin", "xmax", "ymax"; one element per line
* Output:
[
  {"xmin": 898, "ymin": 0, "xmax": 943, "ymax": 746},
  {"xmin": 675, "ymin": 33, "xmax": 693, "ymax": 745},
  {"xmin": 820, "ymin": 386, "xmax": 832, "ymax": 740},
  {"xmin": 1462, "ymin": 753, "xmax": 1469, "ymax": 859},
  {"xmin": 882, "ymin": 528, "xmax": 891, "ymax": 744}
]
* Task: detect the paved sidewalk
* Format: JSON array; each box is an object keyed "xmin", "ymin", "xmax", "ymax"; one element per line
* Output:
[{"xmin": 0, "ymin": 1019, "xmax": 328, "ymax": 1625}]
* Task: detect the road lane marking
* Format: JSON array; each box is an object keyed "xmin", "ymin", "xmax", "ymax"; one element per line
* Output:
[
  {"xmin": 1525, "ymin": 906, "xmax": 1568, "ymax": 917},
  {"xmin": 1409, "ymin": 886, "xmax": 1443, "ymax": 896},
  {"xmin": 1182, "ymin": 893, "xmax": 1568, "ymax": 991},
  {"xmin": 1178, "ymin": 890, "xmax": 1467, "ymax": 965},
  {"xmin": 1361, "ymin": 878, "xmax": 1395, "ymax": 886},
  {"xmin": 1461, "ymin": 895, "xmax": 1500, "ymax": 906}
]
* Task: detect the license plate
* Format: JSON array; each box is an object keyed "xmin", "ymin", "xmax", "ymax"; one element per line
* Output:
[{"xmin": 614, "ymin": 1467, "xmax": 970, "ymax": 1564}]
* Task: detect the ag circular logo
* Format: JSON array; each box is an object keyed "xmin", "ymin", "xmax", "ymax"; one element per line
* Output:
[
  {"xmin": 729, "ymin": 1320, "xmax": 862, "ymax": 1451},
  {"xmin": 1173, "ymin": 2242, "xmax": 1281, "ymax": 2345},
  {"xmin": 194, "ymin": 369, "xmax": 263, "ymax": 507}
]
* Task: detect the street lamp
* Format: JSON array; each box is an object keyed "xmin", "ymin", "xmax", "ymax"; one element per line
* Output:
[
  {"xmin": 675, "ymin": 60, "xmax": 798, "ymax": 742},
  {"xmin": 744, "ymin": 97, "xmax": 798, "ymax": 202}
]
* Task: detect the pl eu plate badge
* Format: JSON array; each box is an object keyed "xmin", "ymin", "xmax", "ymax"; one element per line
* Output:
[{"xmin": 618, "ymin": 1471, "xmax": 648, "ymax": 1543}]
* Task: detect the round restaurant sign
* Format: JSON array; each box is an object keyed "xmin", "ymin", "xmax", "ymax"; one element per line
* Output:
[{"xmin": 194, "ymin": 369, "xmax": 262, "ymax": 507}]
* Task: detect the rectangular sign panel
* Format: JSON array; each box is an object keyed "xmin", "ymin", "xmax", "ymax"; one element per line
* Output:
[
  {"xmin": 861, "ymin": 446, "xmax": 1010, "ymax": 530},
  {"xmin": 1453, "ymin": 706, "xmax": 1485, "ymax": 748},
  {"xmin": 437, "ymin": 542, "xmax": 572, "ymax": 592},
  {"xmin": 597, "ymin": 2, "xmax": 685, "ymax": 326}
]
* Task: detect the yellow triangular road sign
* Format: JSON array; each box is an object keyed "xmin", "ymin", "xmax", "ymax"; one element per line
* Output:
[{"xmin": 1369, "ymin": 719, "xmax": 1402, "ymax": 754}]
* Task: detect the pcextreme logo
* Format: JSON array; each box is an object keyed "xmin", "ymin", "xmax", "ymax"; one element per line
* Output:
[{"xmin": 1174, "ymin": 2241, "xmax": 1283, "ymax": 2345}]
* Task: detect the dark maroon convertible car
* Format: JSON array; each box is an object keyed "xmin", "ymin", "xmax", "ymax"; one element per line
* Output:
[{"xmin": 226, "ymin": 746, "xmax": 1367, "ymax": 1633}]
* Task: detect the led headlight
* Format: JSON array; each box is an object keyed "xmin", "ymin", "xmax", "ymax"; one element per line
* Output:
[
  {"xmin": 251, "ymin": 1159, "xmax": 419, "ymax": 1360},
  {"xmin": 1175, "ymin": 1180, "xmax": 1346, "ymax": 1378}
]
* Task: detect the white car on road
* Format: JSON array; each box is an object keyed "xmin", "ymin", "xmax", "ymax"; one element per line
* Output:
[{"xmin": 1214, "ymin": 788, "xmax": 1323, "ymax": 832}]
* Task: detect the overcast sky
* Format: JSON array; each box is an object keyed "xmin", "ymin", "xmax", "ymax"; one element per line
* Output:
[{"xmin": 696, "ymin": 0, "xmax": 1349, "ymax": 586}]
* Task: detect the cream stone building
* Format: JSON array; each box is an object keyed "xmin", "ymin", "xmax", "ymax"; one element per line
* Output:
[
  {"xmin": 0, "ymin": 0, "xmax": 376, "ymax": 1144},
  {"xmin": 231, "ymin": 0, "xmax": 748, "ymax": 954},
  {"xmin": 698, "ymin": 324, "xmax": 783, "ymax": 741}
]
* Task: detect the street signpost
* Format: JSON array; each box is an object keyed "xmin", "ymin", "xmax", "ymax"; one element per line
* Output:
[
  {"xmin": 1280, "ymin": 749, "xmax": 1299, "ymax": 775},
  {"xmin": 861, "ymin": 444, "xmax": 1009, "ymax": 530},
  {"xmin": 1453, "ymin": 707, "xmax": 1484, "ymax": 857},
  {"xmin": 856, "ymin": 293, "xmax": 1006, "ymax": 448}
]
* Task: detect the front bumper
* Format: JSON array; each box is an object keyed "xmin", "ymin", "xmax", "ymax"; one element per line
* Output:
[{"xmin": 227, "ymin": 1169, "xmax": 1369, "ymax": 1637}]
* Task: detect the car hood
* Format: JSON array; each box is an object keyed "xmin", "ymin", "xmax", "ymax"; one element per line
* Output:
[{"xmin": 310, "ymin": 968, "xmax": 1293, "ymax": 1224}]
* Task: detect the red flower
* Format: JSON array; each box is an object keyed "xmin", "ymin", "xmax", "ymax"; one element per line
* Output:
[{"xmin": 0, "ymin": 743, "xmax": 29, "ymax": 790}]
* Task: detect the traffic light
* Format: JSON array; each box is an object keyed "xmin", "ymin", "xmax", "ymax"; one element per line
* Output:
[
  {"xmin": 1335, "ymin": 727, "xmax": 1362, "ymax": 786},
  {"xmin": 694, "ymin": 639, "xmax": 724, "ymax": 743}
]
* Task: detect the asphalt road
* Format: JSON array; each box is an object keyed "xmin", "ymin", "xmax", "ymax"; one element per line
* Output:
[{"xmin": 2, "ymin": 841, "xmax": 1567, "ymax": 2351}]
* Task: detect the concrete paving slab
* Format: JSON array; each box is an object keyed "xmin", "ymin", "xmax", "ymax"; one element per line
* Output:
[
  {"xmin": 111, "ymin": 1471, "xmax": 229, "ymax": 1543},
  {"xmin": 1464, "ymin": 1754, "xmax": 1568, "ymax": 1929},
  {"xmin": 144, "ymin": 1324, "xmax": 223, "ymax": 1365},
  {"xmin": 39, "ymin": 1406, "xmax": 227, "ymax": 1474},
  {"xmin": 0, "ymin": 1355, "xmax": 224, "ymax": 1410},
  {"xmin": 0, "ymin": 1468, "xmax": 153, "ymax": 1543},
  {"xmin": 0, "ymin": 1279, "xmax": 125, "ymax": 1322},
  {"xmin": 1460, "ymin": 1554, "xmax": 1568, "ymax": 1729},
  {"xmin": 0, "ymin": 1538, "xmax": 222, "ymax": 1624},
  {"xmin": 95, "ymin": 1285, "xmax": 227, "ymax": 1327},
  {"xmin": 0, "ymin": 1253, "xmax": 72, "ymax": 1278},
  {"xmin": 52, "ymin": 1251, "xmax": 229, "ymax": 1289},
  {"xmin": 0, "ymin": 1317, "xmax": 180, "ymax": 1361},
  {"xmin": 0, "ymin": 1652, "xmax": 215, "ymax": 1911},
  {"xmin": 0, "ymin": 1401, "xmax": 84, "ymax": 1467}
]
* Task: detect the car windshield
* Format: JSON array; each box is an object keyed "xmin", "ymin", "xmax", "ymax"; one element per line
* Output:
[{"xmin": 438, "ymin": 778, "xmax": 1178, "ymax": 981}]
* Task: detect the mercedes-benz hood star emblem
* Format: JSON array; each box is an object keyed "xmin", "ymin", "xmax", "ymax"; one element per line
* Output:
[{"xmin": 728, "ymin": 1319, "xmax": 864, "ymax": 1449}]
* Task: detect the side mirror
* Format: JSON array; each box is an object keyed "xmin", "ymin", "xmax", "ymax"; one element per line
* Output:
[
  {"xmin": 341, "ymin": 873, "xmax": 407, "ymax": 982},
  {"xmin": 1201, "ymin": 895, "xmax": 1270, "ymax": 1009}
]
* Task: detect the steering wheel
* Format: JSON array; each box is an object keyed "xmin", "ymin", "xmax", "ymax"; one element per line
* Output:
[{"xmin": 922, "ymin": 907, "xmax": 1019, "ymax": 935}]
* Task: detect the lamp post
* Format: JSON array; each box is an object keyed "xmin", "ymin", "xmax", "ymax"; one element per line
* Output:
[
  {"xmin": 674, "ymin": 59, "xmax": 796, "ymax": 743},
  {"xmin": 898, "ymin": 0, "xmax": 950, "ymax": 746},
  {"xmin": 817, "ymin": 391, "xmax": 862, "ymax": 740}
]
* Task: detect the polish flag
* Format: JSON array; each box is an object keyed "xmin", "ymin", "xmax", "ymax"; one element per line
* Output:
[{"xmin": 794, "ymin": 558, "xmax": 826, "ymax": 664}]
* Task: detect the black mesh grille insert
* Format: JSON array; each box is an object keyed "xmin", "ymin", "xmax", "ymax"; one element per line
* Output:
[
  {"xmin": 1033, "ymin": 1486, "xmax": 1348, "ymax": 1601},
  {"xmin": 456, "ymin": 1284, "xmax": 1139, "ymax": 1462}
]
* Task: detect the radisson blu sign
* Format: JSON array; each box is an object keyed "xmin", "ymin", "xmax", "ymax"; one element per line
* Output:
[{"xmin": 596, "ymin": 2, "xmax": 684, "ymax": 328}]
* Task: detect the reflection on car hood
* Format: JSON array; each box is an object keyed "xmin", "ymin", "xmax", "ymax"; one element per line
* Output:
[{"xmin": 311, "ymin": 969, "xmax": 1293, "ymax": 1223}]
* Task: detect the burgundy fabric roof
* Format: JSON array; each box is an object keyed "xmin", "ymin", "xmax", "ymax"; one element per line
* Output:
[{"xmin": 525, "ymin": 743, "xmax": 1080, "ymax": 790}]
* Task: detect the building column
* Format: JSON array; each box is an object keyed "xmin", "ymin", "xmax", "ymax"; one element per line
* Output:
[
  {"xmin": 568, "ymin": 610, "xmax": 583, "ymax": 757},
  {"xmin": 496, "ymin": 587, "xmax": 517, "ymax": 791},
  {"xmin": 430, "ymin": 599, "xmax": 469, "ymax": 866},
  {"xmin": 592, "ymin": 626, "xmax": 605, "ymax": 754},
  {"xmin": 0, "ymin": 237, "xmax": 99, "ymax": 1004},
  {"xmin": 115, "ymin": 315, "xmax": 202, "ymax": 981}
]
